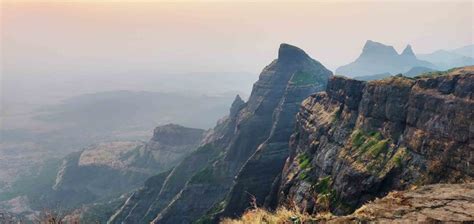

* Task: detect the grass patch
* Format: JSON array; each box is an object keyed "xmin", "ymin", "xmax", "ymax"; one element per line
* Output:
[
  {"xmin": 291, "ymin": 71, "xmax": 317, "ymax": 85},
  {"xmin": 313, "ymin": 176, "xmax": 332, "ymax": 195},
  {"xmin": 391, "ymin": 147, "xmax": 408, "ymax": 168},
  {"xmin": 351, "ymin": 130, "xmax": 367, "ymax": 148},
  {"xmin": 299, "ymin": 171, "xmax": 309, "ymax": 181},
  {"xmin": 351, "ymin": 129, "xmax": 388, "ymax": 156},
  {"xmin": 368, "ymin": 139, "xmax": 389, "ymax": 157},
  {"xmin": 297, "ymin": 153, "xmax": 312, "ymax": 170}
]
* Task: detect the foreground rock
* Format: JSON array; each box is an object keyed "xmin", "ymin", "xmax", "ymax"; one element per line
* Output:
[
  {"xmin": 329, "ymin": 183, "xmax": 474, "ymax": 223},
  {"xmin": 221, "ymin": 183, "xmax": 474, "ymax": 223}
]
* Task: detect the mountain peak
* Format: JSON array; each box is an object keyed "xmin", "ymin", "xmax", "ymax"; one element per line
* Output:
[
  {"xmin": 401, "ymin": 44, "xmax": 415, "ymax": 57},
  {"xmin": 361, "ymin": 40, "xmax": 398, "ymax": 57},
  {"xmin": 230, "ymin": 94, "xmax": 245, "ymax": 116},
  {"xmin": 278, "ymin": 43, "xmax": 309, "ymax": 63}
]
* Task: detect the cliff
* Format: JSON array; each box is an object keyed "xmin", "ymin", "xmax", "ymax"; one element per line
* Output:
[
  {"xmin": 49, "ymin": 124, "xmax": 204, "ymax": 209},
  {"xmin": 152, "ymin": 44, "xmax": 332, "ymax": 223},
  {"xmin": 277, "ymin": 66, "xmax": 473, "ymax": 215}
]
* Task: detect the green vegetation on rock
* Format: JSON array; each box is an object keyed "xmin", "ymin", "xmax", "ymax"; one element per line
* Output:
[
  {"xmin": 291, "ymin": 71, "xmax": 317, "ymax": 85},
  {"xmin": 297, "ymin": 153, "xmax": 311, "ymax": 170},
  {"xmin": 368, "ymin": 139, "xmax": 389, "ymax": 157}
]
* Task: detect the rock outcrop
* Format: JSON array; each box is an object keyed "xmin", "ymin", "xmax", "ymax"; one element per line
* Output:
[
  {"xmin": 327, "ymin": 183, "xmax": 474, "ymax": 223},
  {"xmin": 49, "ymin": 124, "xmax": 204, "ymax": 209},
  {"xmin": 220, "ymin": 183, "xmax": 474, "ymax": 223},
  {"xmin": 277, "ymin": 66, "xmax": 473, "ymax": 215},
  {"xmin": 336, "ymin": 40, "xmax": 436, "ymax": 77}
]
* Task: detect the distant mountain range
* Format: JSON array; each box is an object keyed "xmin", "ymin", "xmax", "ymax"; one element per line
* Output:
[
  {"xmin": 418, "ymin": 45, "xmax": 474, "ymax": 70},
  {"xmin": 336, "ymin": 41, "xmax": 474, "ymax": 80},
  {"xmin": 335, "ymin": 40, "xmax": 436, "ymax": 77}
]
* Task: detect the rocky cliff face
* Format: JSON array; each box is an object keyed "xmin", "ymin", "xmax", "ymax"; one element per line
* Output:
[
  {"xmin": 278, "ymin": 66, "xmax": 473, "ymax": 215},
  {"xmin": 49, "ymin": 124, "xmax": 204, "ymax": 209},
  {"xmin": 219, "ymin": 48, "xmax": 330, "ymax": 219},
  {"xmin": 151, "ymin": 44, "xmax": 331, "ymax": 224},
  {"xmin": 107, "ymin": 44, "xmax": 331, "ymax": 224},
  {"xmin": 336, "ymin": 40, "xmax": 436, "ymax": 77}
]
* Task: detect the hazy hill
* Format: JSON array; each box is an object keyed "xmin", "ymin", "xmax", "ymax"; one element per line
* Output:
[
  {"xmin": 335, "ymin": 40, "xmax": 436, "ymax": 77},
  {"xmin": 418, "ymin": 47, "xmax": 474, "ymax": 70}
]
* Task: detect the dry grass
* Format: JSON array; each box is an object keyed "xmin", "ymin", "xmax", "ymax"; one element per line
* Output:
[{"xmin": 220, "ymin": 207, "xmax": 333, "ymax": 224}]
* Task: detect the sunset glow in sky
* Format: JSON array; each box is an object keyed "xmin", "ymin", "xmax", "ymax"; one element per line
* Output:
[{"xmin": 2, "ymin": 0, "xmax": 473, "ymax": 75}]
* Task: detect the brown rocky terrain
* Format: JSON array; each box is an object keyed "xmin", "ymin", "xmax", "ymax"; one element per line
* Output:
[
  {"xmin": 221, "ymin": 183, "xmax": 474, "ymax": 223},
  {"xmin": 329, "ymin": 183, "xmax": 474, "ymax": 223}
]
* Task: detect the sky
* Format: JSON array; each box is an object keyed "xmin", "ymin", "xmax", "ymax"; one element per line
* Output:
[{"xmin": 2, "ymin": 0, "xmax": 473, "ymax": 77}]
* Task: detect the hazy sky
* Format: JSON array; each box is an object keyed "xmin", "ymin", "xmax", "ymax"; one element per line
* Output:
[{"xmin": 2, "ymin": 0, "xmax": 473, "ymax": 76}]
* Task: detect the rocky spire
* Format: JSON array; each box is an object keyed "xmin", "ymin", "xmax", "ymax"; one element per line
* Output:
[
  {"xmin": 401, "ymin": 44, "xmax": 416, "ymax": 57},
  {"xmin": 229, "ymin": 94, "xmax": 245, "ymax": 117}
]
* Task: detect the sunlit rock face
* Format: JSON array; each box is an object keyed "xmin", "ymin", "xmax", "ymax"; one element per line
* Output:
[{"xmin": 278, "ymin": 66, "xmax": 473, "ymax": 215}]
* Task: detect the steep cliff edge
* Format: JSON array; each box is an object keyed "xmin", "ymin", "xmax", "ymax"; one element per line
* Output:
[{"xmin": 278, "ymin": 66, "xmax": 473, "ymax": 215}]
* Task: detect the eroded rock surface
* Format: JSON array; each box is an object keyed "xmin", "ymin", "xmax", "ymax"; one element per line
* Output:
[
  {"xmin": 329, "ymin": 183, "xmax": 474, "ymax": 223},
  {"xmin": 278, "ymin": 66, "xmax": 473, "ymax": 215}
]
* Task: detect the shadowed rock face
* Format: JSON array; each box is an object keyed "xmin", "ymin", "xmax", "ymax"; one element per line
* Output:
[
  {"xmin": 278, "ymin": 66, "xmax": 473, "ymax": 215},
  {"xmin": 120, "ymin": 44, "xmax": 331, "ymax": 224},
  {"xmin": 108, "ymin": 96, "xmax": 243, "ymax": 224},
  {"xmin": 151, "ymin": 124, "xmax": 204, "ymax": 146},
  {"xmin": 219, "ymin": 47, "xmax": 331, "ymax": 219}
]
